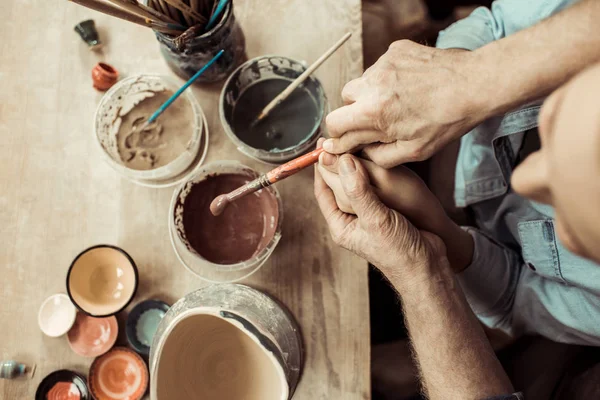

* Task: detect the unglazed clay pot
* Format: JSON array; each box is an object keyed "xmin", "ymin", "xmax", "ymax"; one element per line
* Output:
[
  {"xmin": 149, "ymin": 284, "xmax": 303, "ymax": 400},
  {"xmin": 92, "ymin": 62, "xmax": 119, "ymax": 91}
]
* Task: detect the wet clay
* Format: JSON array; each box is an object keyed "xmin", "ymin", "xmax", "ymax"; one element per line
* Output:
[
  {"xmin": 156, "ymin": 313, "xmax": 286, "ymax": 400},
  {"xmin": 175, "ymin": 173, "xmax": 279, "ymax": 264},
  {"xmin": 115, "ymin": 88, "xmax": 194, "ymax": 169},
  {"xmin": 232, "ymin": 78, "xmax": 320, "ymax": 151}
]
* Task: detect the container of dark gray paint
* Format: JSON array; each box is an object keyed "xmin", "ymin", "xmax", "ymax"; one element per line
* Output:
[{"xmin": 220, "ymin": 55, "xmax": 327, "ymax": 164}]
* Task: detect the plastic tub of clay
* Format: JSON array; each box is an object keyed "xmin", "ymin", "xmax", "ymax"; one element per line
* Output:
[
  {"xmin": 149, "ymin": 284, "xmax": 303, "ymax": 400},
  {"xmin": 94, "ymin": 74, "xmax": 205, "ymax": 186},
  {"xmin": 220, "ymin": 55, "xmax": 327, "ymax": 164},
  {"xmin": 169, "ymin": 161, "xmax": 283, "ymax": 283}
]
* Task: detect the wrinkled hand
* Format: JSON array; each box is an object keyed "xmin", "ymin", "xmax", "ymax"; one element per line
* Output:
[
  {"xmin": 324, "ymin": 40, "xmax": 487, "ymax": 167},
  {"xmin": 317, "ymin": 144, "xmax": 450, "ymax": 237},
  {"xmin": 314, "ymin": 151, "xmax": 447, "ymax": 281}
]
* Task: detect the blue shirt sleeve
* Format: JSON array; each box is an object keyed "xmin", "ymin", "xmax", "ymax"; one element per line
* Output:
[
  {"xmin": 459, "ymin": 227, "xmax": 600, "ymax": 345},
  {"xmin": 436, "ymin": 0, "xmax": 579, "ymax": 51}
]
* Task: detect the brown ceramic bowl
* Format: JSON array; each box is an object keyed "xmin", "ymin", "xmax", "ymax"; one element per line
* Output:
[{"xmin": 67, "ymin": 245, "xmax": 138, "ymax": 317}]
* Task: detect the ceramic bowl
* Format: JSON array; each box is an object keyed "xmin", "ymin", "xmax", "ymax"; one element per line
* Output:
[
  {"xmin": 38, "ymin": 293, "xmax": 77, "ymax": 337},
  {"xmin": 36, "ymin": 369, "xmax": 90, "ymax": 400},
  {"xmin": 67, "ymin": 245, "xmax": 138, "ymax": 317},
  {"xmin": 67, "ymin": 313, "xmax": 118, "ymax": 357},
  {"xmin": 126, "ymin": 299, "xmax": 170, "ymax": 355},
  {"xmin": 89, "ymin": 347, "xmax": 148, "ymax": 400}
]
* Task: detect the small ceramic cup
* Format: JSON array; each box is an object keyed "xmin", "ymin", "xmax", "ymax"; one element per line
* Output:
[
  {"xmin": 92, "ymin": 62, "xmax": 118, "ymax": 91},
  {"xmin": 67, "ymin": 245, "xmax": 138, "ymax": 317}
]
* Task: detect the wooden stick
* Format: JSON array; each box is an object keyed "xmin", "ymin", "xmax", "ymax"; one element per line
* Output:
[
  {"xmin": 253, "ymin": 32, "xmax": 352, "ymax": 125},
  {"xmin": 67, "ymin": 0, "xmax": 182, "ymax": 34},
  {"xmin": 132, "ymin": 0, "xmax": 181, "ymax": 25},
  {"xmin": 162, "ymin": 0, "xmax": 206, "ymax": 23}
]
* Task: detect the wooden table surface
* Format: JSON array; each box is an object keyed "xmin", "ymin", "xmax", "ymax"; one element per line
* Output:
[{"xmin": 0, "ymin": 0, "xmax": 369, "ymax": 398}]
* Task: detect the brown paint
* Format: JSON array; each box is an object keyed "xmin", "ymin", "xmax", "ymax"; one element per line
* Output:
[
  {"xmin": 176, "ymin": 173, "xmax": 279, "ymax": 264},
  {"xmin": 156, "ymin": 313, "xmax": 287, "ymax": 400},
  {"xmin": 68, "ymin": 246, "xmax": 137, "ymax": 317},
  {"xmin": 92, "ymin": 62, "xmax": 119, "ymax": 91}
]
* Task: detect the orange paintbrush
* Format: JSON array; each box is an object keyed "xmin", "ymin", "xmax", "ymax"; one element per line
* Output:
[{"xmin": 210, "ymin": 147, "xmax": 324, "ymax": 216}]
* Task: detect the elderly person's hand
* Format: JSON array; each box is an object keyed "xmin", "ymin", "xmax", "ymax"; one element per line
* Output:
[
  {"xmin": 315, "ymin": 139, "xmax": 474, "ymax": 273},
  {"xmin": 314, "ymin": 151, "xmax": 447, "ymax": 281},
  {"xmin": 323, "ymin": 40, "xmax": 488, "ymax": 167}
]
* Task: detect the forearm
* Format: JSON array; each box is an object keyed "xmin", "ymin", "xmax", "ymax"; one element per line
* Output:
[
  {"xmin": 473, "ymin": 0, "xmax": 600, "ymax": 117},
  {"xmin": 388, "ymin": 257, "xmax": 513, "ymax": 400}
]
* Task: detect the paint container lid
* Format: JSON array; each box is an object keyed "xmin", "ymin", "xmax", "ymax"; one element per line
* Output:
[
  {"xmin": 126, "ymin": 299, "xmax": 170, "ymax": 355},
  {"xmin": 36, "ymin": 369, "xmax": 90, "ymax": 400},
  {"xmin": 66, "ymin": 245, "xmax": 139, "ymax": 317},
  {"xmin": 67, "ymin": 313, "xmax": 118, "ymax": 357},
  {"xmin": 89, "ymin": 347, "xmax": 148, "ymax": 400},
  {"xmin": 38, "ymin": 293, "xmax": 77, "ymax": 337}
]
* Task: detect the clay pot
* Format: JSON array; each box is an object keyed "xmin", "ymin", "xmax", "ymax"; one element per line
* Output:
[{"xmin": 92, "ymin": 62, "xmax": 119, "ymax": 91}]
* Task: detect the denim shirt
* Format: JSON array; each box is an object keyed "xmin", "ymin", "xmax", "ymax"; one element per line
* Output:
[{"xmin": 437, "ymin": 0, "xmax": 600, "ymax": 346}]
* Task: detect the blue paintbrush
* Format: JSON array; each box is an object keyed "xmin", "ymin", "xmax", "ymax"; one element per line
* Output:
[
  {"xmin": 205, "ymin": 0, "xmax": 229, "ymax": 31},
  {"xmin": 138, "ymin": 49, "xmax": 225, "ymax": 132}
]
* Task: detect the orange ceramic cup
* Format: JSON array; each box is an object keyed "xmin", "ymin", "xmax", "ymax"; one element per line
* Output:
[{"xmin": 92, "ymin": 62, "xmax": 119, "ymax": 91}]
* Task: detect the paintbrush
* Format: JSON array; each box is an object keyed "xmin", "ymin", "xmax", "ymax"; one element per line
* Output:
[
  {"xmin": 251, "ymin": 32, "xmax": 352, "ymax": 128},
  {"xmin": 210, "ymin": 147, "xmax": 325, "ymax": 216},
  {"xmin": 135, "ymin": 49, "xmax": 224, "ymax": 133},
  {"xmin": 68, "ymin": 0, "xmax": 183, "ymax": 34},
  {"xmin": 205, "ymin": 0, "xmax": 228, "ymax": 31}
]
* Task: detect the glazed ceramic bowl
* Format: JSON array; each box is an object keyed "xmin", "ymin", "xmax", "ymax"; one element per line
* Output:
[
  {"xmin": 36, "ymin": 370, "xmax": 90, "ymax": 400},
  {"xmin": 89, "ymin": 347, "xmax": 148, "ymax": 400},
  {"xmin": 67, "ymin": 245, "xmax": 138, "ymax": 317},
  {"xmin": 67, "ymin": 313, "xmax": 118, "ymax": 357},
  {"xmin": 126, "ymin": 299, "xmax": 170, "ymax": 355},
  {"xmin": 38, "ymin": 293, "xmax": 77, "ymax": 337}
]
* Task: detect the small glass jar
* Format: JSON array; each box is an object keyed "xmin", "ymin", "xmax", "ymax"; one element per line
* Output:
[{"xmin": 154, "ymin": 2, "xmax": 246, "ymax": 83}]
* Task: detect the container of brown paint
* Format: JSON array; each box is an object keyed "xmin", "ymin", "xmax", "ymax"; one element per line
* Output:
[
  {"xmin": 220, "ymin": 55, "xmax": 327, "ymax": 164},
  {"xmin": 149, "ymin": 284, "xmax": 303, "ymax": 400},
  {"xmin": 155, "ymin": 2, "xmax": 246, "ymax": 83},
  {"xmin": 169, "ymin": 161, "xmax": 283, "ymax": 282},
  {"xmin": 94, "ymin": 74, "xmax": 207, "ymax": 187}
]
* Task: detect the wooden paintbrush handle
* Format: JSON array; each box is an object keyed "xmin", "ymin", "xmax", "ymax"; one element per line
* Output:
[{"xmin": 266, "ymin": 147, "xmax": 324, "ymax": 183}]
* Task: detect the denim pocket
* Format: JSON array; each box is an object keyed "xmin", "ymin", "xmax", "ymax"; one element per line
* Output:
[{"xmin": 517, "ymin": 219, "xmax": 567, "ymax": 284}]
